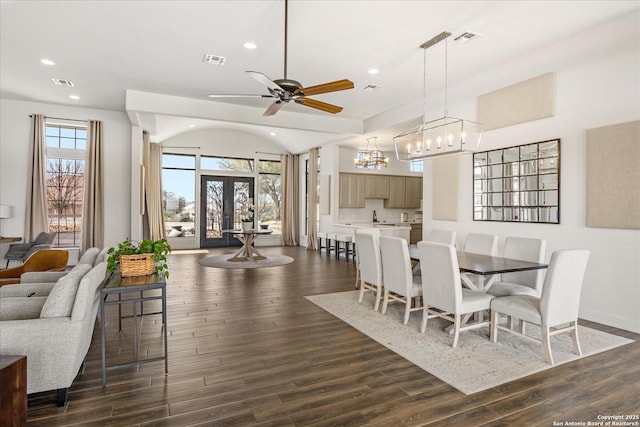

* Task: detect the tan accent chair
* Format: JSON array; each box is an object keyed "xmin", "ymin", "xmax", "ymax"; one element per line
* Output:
[{"xmin": 0, "ymin": 249, "xmax": 68, "ymax": 286}]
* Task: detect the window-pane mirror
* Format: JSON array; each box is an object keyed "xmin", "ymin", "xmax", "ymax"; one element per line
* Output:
[{"xmin": 472, "ymin": 139, "xmax": 560, "ymax": 224}]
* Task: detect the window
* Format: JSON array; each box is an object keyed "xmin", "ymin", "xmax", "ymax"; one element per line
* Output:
[
  {"xmin": 410, "ymin": 160, "xmax": 424, "ymax": 173},
  {"xmin": 258, "ymin": 160, "xmax": 282, "ymax": 234},
  {"xmin": 45, "ymin": 123, "xmax": 86, "ymax": 248},
  {"xmin": 201, "ymin": 155, "xmax": 254, "ymax": 172},
  {"xmin": 162, "ymin": 154, "xmax": 196, "ymax": 237}
]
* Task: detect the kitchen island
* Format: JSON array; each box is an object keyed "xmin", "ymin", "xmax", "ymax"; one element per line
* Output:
[{"xmin": 333, "ymin": 222, "xmax": 413, "ymax": 242}]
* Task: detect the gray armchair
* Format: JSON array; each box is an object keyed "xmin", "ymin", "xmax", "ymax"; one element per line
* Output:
[
  {"xmin": 0, "ymin": 261, "xmax": 108, "ymax": 405},
  {"xmin": 4, "ymin": 231, "xmax": 57, "ymax": 268}
]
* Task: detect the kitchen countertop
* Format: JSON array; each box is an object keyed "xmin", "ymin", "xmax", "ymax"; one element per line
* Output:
[{"xmin": 334, "ymin": 222, "xmax": 416, "ymax": 228}]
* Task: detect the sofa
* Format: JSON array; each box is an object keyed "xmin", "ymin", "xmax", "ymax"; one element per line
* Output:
[{"xmin": 0, "ymin": 261, "xmax": 108, "ymax": 406}]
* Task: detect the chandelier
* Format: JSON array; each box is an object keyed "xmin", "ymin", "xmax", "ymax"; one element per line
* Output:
[
  {"xmin": 354, "ymin": 136, "xmax": 388, "ymax": 169},
  {"xmin": 394, "ymin": 31, "xmax": 482, "ymax": 161}
]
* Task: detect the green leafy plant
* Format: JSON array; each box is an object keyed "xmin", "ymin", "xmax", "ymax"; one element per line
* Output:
[
  {"xmin": 107, "ymin": 239, "xmax": 172, "ymax": 278},
  {"xmin": 240, "ymin": 217, "xmax": 253, "ymax": 223}
]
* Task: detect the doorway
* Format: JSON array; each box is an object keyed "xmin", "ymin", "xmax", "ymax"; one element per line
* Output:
[{"xmin": 200, "ymin": 175, "xmax": 254, "ymax": 248}]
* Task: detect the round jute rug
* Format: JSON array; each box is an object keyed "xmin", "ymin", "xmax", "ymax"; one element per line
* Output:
[{"xmin": 199, "ymin": 254, "xmax": 294, "ymax": 269}]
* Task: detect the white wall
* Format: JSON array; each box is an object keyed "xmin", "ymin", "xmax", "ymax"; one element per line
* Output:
[
  {"xmin": 419, "ymin": 26, "xmax": 640, "ymax": 333},
  {"xmin": 0, "ymin": 99, "xmax": 131, "ymax": 257}
]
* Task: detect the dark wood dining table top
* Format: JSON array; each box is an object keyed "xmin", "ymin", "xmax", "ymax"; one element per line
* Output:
[{"xmin": 408, "ymin": 244, "xmax": 548, "ymax": 276}]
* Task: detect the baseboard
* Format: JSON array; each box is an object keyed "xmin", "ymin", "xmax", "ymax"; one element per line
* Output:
[{"xmin": 580, "ymin": 306, "xmax": 640, "ymax": 334}]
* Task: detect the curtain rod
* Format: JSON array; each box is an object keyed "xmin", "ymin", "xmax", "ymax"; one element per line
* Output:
[
  {"xmin": 256, "ymin": 151, "xmax": 286, "ymax": 156},
  {"xmin": 29, "ymin": 114, "xmax": 87, "ymax": 123}
]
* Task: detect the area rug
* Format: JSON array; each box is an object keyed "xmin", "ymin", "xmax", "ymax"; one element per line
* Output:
[
  {"xmin": 306, "ymin": 291, "xmax": 633, "ymax": 394},
  {"xmin": 199, "ymin": 254, "xmax": 294, "ymax": 269}
]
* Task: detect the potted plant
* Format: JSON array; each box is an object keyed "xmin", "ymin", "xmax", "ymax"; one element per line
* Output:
[
  {"xmin": 107, "ymin": 238, "xmax": 172, "ymax": 278},
  {"xmin": 240, "ymin": 217, "xmax": 253, "ymax": 231}
]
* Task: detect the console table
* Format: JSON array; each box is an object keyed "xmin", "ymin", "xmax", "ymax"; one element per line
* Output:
[{"xmin": 100, "ymin": 271, "xmax": 168, "ymax": 386}]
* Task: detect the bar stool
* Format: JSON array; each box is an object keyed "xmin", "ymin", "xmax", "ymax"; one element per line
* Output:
[
  {"xmin": 317, "ymin": 232, "xmax": 328, "ymax": 255},
  {"xmin": 326, "ymin": 233, "xmax": 337, "ymax": 257},
  {"xmin": 335, "ymin": 233, "xmax": 355, "ymax": 261}
]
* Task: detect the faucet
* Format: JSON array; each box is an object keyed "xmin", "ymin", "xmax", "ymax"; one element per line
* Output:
[{"xmin": 372, "ymin": 210, "xmax": 378, "ymax": 223}]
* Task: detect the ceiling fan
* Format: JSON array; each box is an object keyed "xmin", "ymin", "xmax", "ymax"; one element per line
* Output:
[{"xmin": 208, "ymin": 0, "xmax": 354, "ymax": 116}]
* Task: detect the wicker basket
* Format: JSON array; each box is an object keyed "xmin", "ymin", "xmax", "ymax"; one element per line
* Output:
[{"xmin": 120, "ymin": 254, "xmax": 155, "ymax": 277}]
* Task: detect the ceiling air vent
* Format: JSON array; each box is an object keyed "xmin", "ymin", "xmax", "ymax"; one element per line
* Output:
[
  {"xmin": 203, "ymin": 53, "xmax": 226, "ymax": 66},
  {"xmin": 453, "ymin": 31, "xmax": 481, "ymax": 44},
  {"xmin": 52, "ymin": 78, "xmax": 74, "ymax": 87},
  {"xmin": 363, "ymin": 84, "xmax": 381, "ymax": 91}
]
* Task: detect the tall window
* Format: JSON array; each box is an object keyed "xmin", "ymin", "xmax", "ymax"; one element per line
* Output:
[
  {"xmin": 162, "ymin": 154, "xmax": 196, "ymax": 237},
  {"xmin": 45, "ymin": 123, "xmax": 86, "ymax": 248},
  {"xmin": 258, "ymin": 160, "xmax": 282, "ymax": 234},
  {"xmin": 410, "ymin": 160, "xmax": 424, "ymax": 172}
]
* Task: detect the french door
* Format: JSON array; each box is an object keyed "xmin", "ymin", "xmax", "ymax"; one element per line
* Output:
[{"xmin": 200, "ymin": 175, "xmax": 254, "ymax": 248}]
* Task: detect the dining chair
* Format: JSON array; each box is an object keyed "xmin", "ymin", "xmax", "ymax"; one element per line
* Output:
[
  {"xmin": 463, "ymin": 233, "xmax": 498, "ymax": 256},
  {"xmin": 490, "ymin": 249, "xmax": 590, "ymax": 365},
  {"xmin": 461, "ymin": 233, "xmax": 499, "ymax": 290},
  {"xmin": 379, "ymin": 236, "xmax": 422, "ymax": 324},
  {"xmin": 488, "ymin": 237, "xmax": 546, "ymax": 297},
  {"xmin": 354, "ymin": 228, "xmax": 380, "ymax": 289},
  {"xmin": 425, "ymin": 229, "xmax": 456, "ymax": 246},
  {"xmin": 418, "ymin": 241, "xmax": 494, "ymax": 347},
  {"xmin": 355, "ymin": 231, "xmax": 383, "ymax": 311}
]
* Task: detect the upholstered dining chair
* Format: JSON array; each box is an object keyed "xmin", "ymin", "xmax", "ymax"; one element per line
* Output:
[
  {"xmin": 356, "ymin": 231, "xmax": 383, "ymax": 311},
  {"xmin": 4, "ymin": 231, "xmax": 57, "ymax": 268},
  {"xmin": 354, "ymin": 228, "xmax": 380, "ymax": 289},
  {"xmin": 425, "ymin": 229, "xmax": 456, "ymax": 246},
  {"xmin": 488, "ymin": 237, "xmax": 546, "ymax": 298},
  {"xmin": 418, "ymin": 241, "xmax": 494, "ymax": 347},
  {"xmin": 379, "ymin": 236, "xmax": 422, "ymax": 324},
  {"xmin": 490, "ymin": 249, "xmax": 590, "ymax": 365},
  {"xmin": 463, "ymin": 233, "xmax": 498, "ymax": 256}
]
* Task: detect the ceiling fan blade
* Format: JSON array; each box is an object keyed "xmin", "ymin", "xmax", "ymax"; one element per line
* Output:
[
  {"xmin": 208, "ymin": 94, "xmax": 275, "ymax": 98},
  {"xmin": 246, "ymin": 71, "xmax": 283, "ymax": 92},
  {"xmin": 294, "ymin": 79, "xmax": 354, "ymax": 96},
  {"xmin": 263, "ymin": 100, "xmax": 284, "ymax": 116},
  {"xmin": 294, "ymin": 97, "xmax": 343, "ymax": 114}
]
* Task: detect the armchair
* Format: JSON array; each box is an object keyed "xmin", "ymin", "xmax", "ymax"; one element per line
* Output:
[
  {"xmin": 4, "ymin": 231, "xmax": 57, "ymax": 268},
  {"xmin": 0, "ymin": 262, "xmax": 107, "ymax": 405},
  {"xmin": 0, "ymin": 249, "xmax": 68, "ymax": 286}
]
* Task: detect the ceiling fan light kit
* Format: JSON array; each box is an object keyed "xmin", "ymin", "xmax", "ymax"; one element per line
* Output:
[
  {"xmin": 394, "ymin": 31, "xmax": 483, "ymax": 162},
  {"xmin": 208, "ymin": 0, "xmax": 354, "ymax": 116}
]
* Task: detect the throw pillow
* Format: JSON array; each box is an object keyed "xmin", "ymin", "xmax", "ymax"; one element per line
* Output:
[{"xmin": 40, "ymin": 263, "xmax": 92, "ymax": 318}]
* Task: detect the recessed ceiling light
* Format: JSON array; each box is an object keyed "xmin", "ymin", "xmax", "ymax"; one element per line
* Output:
[
  {"xmin": 243, "ymin": 42, "xmax": 257, "ymax": 49},
  {"xmin": 188, "ymin": 124, "xmax": 195, "ymax": 128},
  {"xmin": 269, "ymin": 132, "xmax": 276, "ymax": 136},
  {"xmin": 69, "ymin": 95, "xmax": 80, "ymax": 100},
  {"xmin": 368, "ymin": 68, "xmax": 379, "ymax": 75},
  {"xmin": 41, "ymin": 58, "xmax": 55, "ymax": 66}
]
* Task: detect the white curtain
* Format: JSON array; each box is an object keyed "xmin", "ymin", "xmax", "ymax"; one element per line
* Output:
[
  {"xmin": 143, "ymin": 131, "xmax": 166, "ymax": 241},
  {"xmin": 24, "ymin": 114, "xmax": 48, "ymax": 241},
  {"xmin": 306, "ymin": 148, "xmax": 319, "ymax": 251},
  {"xmin": 281, "ymin": 153, "xmax": 299, "ymax": 246},
  {"xmin": 81, "ymin": 120, "xmax": 104, "ymax": 251}
]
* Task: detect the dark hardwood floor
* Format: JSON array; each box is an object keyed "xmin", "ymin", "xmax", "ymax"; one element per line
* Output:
[{"xmin": 26, "ymin": 246, "xmax": 640, "ymax": 426}]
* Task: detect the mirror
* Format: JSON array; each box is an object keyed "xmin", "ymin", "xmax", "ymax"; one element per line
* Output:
[{"xmin": 473, "ymin": 139, "xmax": 560, "ymax": 224}]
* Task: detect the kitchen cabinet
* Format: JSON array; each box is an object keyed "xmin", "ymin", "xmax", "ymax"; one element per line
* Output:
[
  {"xmin": 384, "ymin": 176, "xmax": 422, "ymax": 209},
  {"xmin": 365, "ymin": 175, "xmax": 390, "ymax": 199},
  {"xmin": 339, "ymin": 173, "xmax": 366, "ymax": 208},
  {"xmin": 409, "ymin": 223, "xmax": 423, "ymax": 244}
]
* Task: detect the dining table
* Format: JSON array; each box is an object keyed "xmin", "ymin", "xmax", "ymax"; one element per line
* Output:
[
  {"xmin": 221, "ymin": 229, "xmax": 273, "ymax": 262},
  {"xmin": 408, "ymin": 243, "xmax": 548, "ymax": 325},
  {"xmin": 408, "ymin": 244, "xmax": 548, "ymax": 292}
]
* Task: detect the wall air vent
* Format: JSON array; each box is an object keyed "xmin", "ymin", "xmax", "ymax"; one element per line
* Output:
[
  {"xmin": 363, "ymin": 84, "xmax": 381, "ymax": 91},
  {"xmin": 453, "ymin": 31, "xmax": 482, "ymax": 44},
  {"xmin": 52, "ymin": 78, "xmax": 75, "ymax": 87},
  {"xmin": 203, "ymin": 53, "xmax": 226, "ymax": 65}
]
